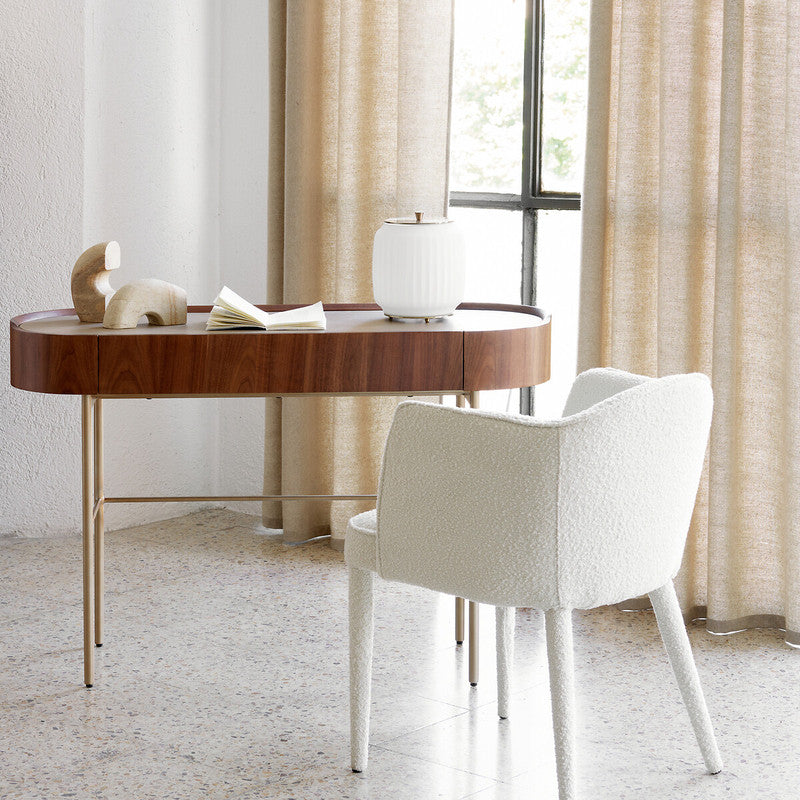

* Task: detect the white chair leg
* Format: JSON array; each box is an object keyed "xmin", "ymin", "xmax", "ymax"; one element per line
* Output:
[
  {"xmin": 349, "ymin": 566, "xmax": 375, "ymax": 773},
  {"xmin": 496, "ymin": 606, "xmax": 514, "ymax": 719},
  {"xmin": 545, "ymin": 608, "xmax": 576, "ymax": 800},
  {"xmin": 649, "ymin": 582, "xmax": 723, "ymax": 774}
]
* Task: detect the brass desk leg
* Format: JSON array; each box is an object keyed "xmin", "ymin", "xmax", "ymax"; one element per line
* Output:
[
  {"xmin": 468, "ymin": 390, "xmax": 480, "ymax": 686},
  {"xmin": 469, "ymin": 600, "xmax": 479, "ymax": 686},
  {"xmin": 94, "ymin": 398, "xmax": 104, "ymax": 647},
  {"xmin": 455, "ymin": 393, "xmax": 468, "ymax": 647},
  {"xmin": 81, "ymin": 396, "xmax": 95, "ymax": 688},
  {"xmin": 455, "ymin": 597, "xmax": 465, "ymax": 645}
]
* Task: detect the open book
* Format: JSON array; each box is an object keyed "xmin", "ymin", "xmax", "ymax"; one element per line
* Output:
[{"xmin": 206, "ymin": 286, "xmax": 326, "ymax": 331}]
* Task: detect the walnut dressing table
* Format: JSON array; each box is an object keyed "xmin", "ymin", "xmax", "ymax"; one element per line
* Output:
[{"xmin": 10, "ymin": 302, "xmax": 551, "ymax": 688}]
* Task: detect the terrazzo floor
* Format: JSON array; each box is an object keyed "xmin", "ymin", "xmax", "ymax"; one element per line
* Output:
[{"xmin": 0, "ymin": 508, "xmax": 798, "ymax": 799}]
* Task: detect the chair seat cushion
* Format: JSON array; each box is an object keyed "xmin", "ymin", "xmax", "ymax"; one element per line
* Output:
[{"xmin": 344, "ymin": 509, "xmax": 378, "ymax": 571}]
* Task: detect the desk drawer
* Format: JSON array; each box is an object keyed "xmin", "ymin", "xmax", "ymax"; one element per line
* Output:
[{"xmin": 98, "ymin": 330, "xmax": 464, "ymax": 395}]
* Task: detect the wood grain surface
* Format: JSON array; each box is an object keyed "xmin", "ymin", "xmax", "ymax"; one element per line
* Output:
[
  {"xmin": 10, "ymin": 304, "xmax": 551, "ymax": 396},
  {"xmin": 10, "ymin": 310, "xmax": 99, "ymax": 394},
  {"xmin": 465, "ymin": 324, "xmax": 551, "ymax": 391}
]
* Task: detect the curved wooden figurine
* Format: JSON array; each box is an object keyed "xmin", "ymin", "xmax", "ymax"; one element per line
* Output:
[
  {"xmin": 103, "ymin": 279, "xmax": 187, "ymax": 329},
  {"xmin": 70, "ymin": 241, "xmax": 120, "ymax": 322}
]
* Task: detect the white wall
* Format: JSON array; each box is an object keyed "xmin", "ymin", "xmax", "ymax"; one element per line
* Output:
[
  {"xmin": 83, "ymin": 0, "xmax": 222, "ymax": 529},
  {"xmin": 1, "ymin": 0, "xmax": 270, "ymax": 536},
  {"xmin": 218, "ymin": 0, "xmax": 270, "ymax": 514},
  {"xmin": 0, "ymin": 2, "xmax": 85, "ymax": 536}
]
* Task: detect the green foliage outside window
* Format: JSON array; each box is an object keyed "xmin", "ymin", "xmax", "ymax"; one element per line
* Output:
[{"xmin": 450, "ymin": 0, "xmax": 588, "ymax": 194}]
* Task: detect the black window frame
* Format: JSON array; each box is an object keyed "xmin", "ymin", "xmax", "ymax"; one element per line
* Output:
[{"xmin": 449, "ymin": 0, "xmax": 582, "ymax": 415}]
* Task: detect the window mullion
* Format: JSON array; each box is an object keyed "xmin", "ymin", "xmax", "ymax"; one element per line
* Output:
[
  {"xmin": 527, "ymin": 0, "xmax": 545, "ymax": 201},
  {"xmin": 523, "ymin": 195, "xmax": 581, "ymax": 211},
  {"xmin": 449, "ymin": 192, "xmax": 522, "ymax": 210},
  {"xmin": 521, "ymin": 0, "xmax": 542, "ymax": 416},
  {"xmin": 521, "ymin": 209, "xmax": 536, "ymax": 307},
  {"xmin": 520, "ymin": 208, "xmax": 537, "ymax": 416},
  {"xmin": 521, "ymin": 0, "xmax": 536, "ymax": 205},
  {"xmin": 450, "ymin": 192, "xmax": 579, "ymax": 212}
]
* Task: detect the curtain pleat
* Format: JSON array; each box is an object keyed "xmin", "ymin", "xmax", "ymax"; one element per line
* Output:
[
  {"xmin": 265, "ymin": 0, "xmax": 454, "ymax": 547},
  {"xmin": 580, "ymin": 0, "xmax": 800, "ymax": 645}
]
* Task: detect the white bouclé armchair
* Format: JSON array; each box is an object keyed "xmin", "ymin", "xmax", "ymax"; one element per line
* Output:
[{"xmin": 345, "ymin": 368, "xmax": 723, "ymax": 799}]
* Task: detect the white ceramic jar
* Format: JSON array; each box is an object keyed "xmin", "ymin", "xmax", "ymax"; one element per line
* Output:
[{"xmin": 372, "ymin": 212, "xmax": 466, "ymax": 320}]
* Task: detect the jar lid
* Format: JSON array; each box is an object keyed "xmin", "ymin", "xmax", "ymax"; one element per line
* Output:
[{"xmin": 384, "ymin": 211, "xmax": 452, "ymax": 225}]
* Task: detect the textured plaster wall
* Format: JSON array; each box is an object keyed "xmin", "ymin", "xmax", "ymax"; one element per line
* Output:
[
  {"xmin": 83, "ymin": 0, "xmax": 222, "ymax": 530},
  {"xmin": 1, "ymin": 1, "xmax": 270, "ymax": 537},
  {"xmin": 0, "ymin": 2, "xmax": 85, "ymax": 536},
  {"xmin": 218, "ymin": 0, "xmax": 270, "ymax": 515}
]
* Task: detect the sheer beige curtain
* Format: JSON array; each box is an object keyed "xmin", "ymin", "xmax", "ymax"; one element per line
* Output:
[
  {"xmin": 579, "ymin": 0, "xmax": 800, "ymax": 645},
  {"xmin": 265, "ymin": 0, "xmax": 454, "ymax": 547}
]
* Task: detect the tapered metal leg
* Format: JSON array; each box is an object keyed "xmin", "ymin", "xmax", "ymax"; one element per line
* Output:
[
  {"xmin": 455, "ymin": 597, "xmax": 465, "ymax": 645},
  {"xmin": 81, "ymin": 396, "xmax": 95, "ymax": 687},
  {"xmin": 94, "ymin": 398, "xmax": 104, "ymax": 647},
  {"xmin": 467, "ymin": 391, "xmax": 480, "ymax": 685},
  {"xmin": 454, "ymin": 394, "xmax": 467, "ymax": 646},
  {"xmin": 468, "ymin": 600, "xmax": 479, "ymax": 685}
]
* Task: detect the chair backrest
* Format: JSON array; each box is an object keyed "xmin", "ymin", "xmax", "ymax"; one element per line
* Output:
[
  {"xmin": 561, "ymin": 366, "xmax": 650, "ymax": 416},
  {"xmin": 375, "ymin": 370, "xmax": 712, "ymax": 609}
]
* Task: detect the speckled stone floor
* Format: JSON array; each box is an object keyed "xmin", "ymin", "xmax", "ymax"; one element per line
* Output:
[{"xmin": 0, "ymin": 509, "xmax": 798, "ymax": 799}]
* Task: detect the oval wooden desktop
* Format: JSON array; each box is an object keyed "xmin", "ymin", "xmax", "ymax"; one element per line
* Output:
[{"xmin": 11, "ymin": 302, "xmax": 551, "ymax": 396}]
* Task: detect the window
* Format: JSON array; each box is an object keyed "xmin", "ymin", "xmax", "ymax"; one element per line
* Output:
[{"xmin": 449, "ymin": 0, "xmax": 589, "ymax": 417}]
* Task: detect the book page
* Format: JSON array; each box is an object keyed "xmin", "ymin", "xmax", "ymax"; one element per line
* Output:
[
  {"xmin": 264, "ymin": 301, "xmax": 325, "ymax": 329},
  {"xmin": 214, "ymin": 286, "xmax": 271, "ymax": 327},
  {"xmin": 206, "ymin": 287, "xmax": 326, "ymax": 330}
]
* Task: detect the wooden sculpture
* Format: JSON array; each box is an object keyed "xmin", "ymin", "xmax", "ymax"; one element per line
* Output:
[
  {"xmin": 102, "ymin": 279, "xmax": 187, "ymax": 329},
  {"xmin": 70, "ymin": 241, "xmax": 120, "ymax": 322}
]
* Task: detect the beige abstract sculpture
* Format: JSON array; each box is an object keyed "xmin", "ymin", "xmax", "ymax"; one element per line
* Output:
[
  {"xmin": 71, "ymin": 241, "xmax": 120, "ymax": 322},
  {"xmin": 102, "ymin": 279, "xmax": 187, "ymax": 329}
]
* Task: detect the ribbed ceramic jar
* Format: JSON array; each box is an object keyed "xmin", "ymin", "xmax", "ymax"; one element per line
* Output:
[{"xmin": 372, "ymin": 213, "xmax": 466, "ymax": 320}]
